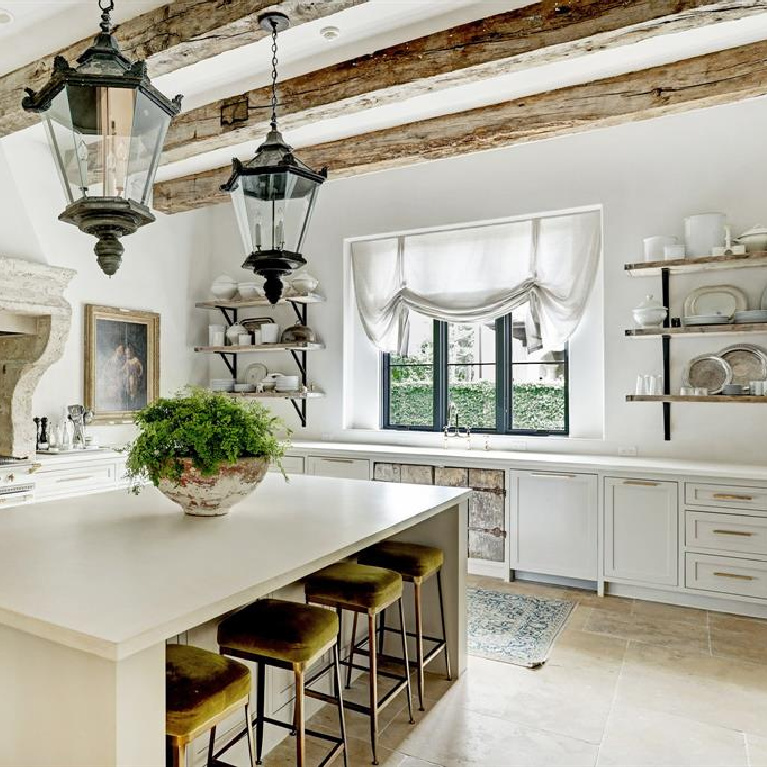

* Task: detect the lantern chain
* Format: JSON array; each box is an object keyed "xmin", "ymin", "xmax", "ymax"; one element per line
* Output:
[
  {"xmin": 270, "ymin": 20, "xmax": 279, "ymax": 130},
  {"xmin": 99, "ymin": 0, "xmax": 115, "ymax": 34}
]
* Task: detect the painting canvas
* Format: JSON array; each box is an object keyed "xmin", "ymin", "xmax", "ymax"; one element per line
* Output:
[{"xmin": 85, "ymin": 305, "xmax": 160, "ymax": 422}]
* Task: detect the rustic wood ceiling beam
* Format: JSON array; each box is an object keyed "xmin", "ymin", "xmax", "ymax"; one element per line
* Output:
[
  {"xmin": 153, "ymin": 37, "xmax": 767, "ymax": 214},
  {"xmin": 0, "ymin": 0, "xmax": 365, "ymax": 139},
  {"xmin": 161, "ymin": 0, "xmax": 767, "ymax": 165}
]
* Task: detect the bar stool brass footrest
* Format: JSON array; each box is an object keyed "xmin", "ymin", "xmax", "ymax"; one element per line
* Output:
[{"xmin": 356, "ymin": 628, "xmax": 448, "ymax": 671}]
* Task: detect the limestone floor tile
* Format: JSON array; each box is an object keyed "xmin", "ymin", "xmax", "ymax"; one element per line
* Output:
[
  {"xmin": 630, "ymin": 598, "xmax": 708, "ymax": 626},
  {"xmin": 614, "ymin": 642, "xmax": 767, "ymax": 737},
  {"xmin": 709, "ymin": 613, "xmax": 767, "ymax": 666},
  {"xmin": 261, "ymin": 731, "xmax": 399, "ymax": 767},
  {"xmin": 448, "ymin": 654, "xmax": 619, "ymax": 745},
  {"xmin": 596, "ymin": 703, "xmax": 748, "ymax": 767},
  {"xmin": 549, "ymin": 626, "xmax": 629, "ymax": 673},
  {"xmin": 381, "ymin": 701, "xmax": 598, "ymax": 767},
  {"xmin": 747, "ymin": 734, "xmax": 767, "ymax": 767},
  {"xmin": 397, "ymin": 758, "xmax": 445, "ymax": 767},
  {"xmin": 584, "ymin": 609, "xmax": 710, "ymax": 654}
]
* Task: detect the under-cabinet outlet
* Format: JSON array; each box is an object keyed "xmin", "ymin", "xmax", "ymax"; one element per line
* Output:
[{"xmin": 617, "ymin": 446, "xmax": 638, "ymax": 457}]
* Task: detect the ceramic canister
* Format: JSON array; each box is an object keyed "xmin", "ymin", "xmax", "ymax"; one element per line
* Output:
[{"xmin": 684, "ymin": 213, "xmax": 726, "ymax": 258}]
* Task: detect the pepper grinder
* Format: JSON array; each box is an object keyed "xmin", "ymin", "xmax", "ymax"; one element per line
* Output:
[
  {"xmin": 33, "ymin": 417, "xmax": 41, "ymax": 450},
  {"xmin": 38, "ymin": 417, "xmax": 49, "ymax": 450}
]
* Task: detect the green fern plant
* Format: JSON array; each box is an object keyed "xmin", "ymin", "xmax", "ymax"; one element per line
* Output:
[{"xmin": 126, "ymin": 387, "xmax": 289, "ymax": 490}]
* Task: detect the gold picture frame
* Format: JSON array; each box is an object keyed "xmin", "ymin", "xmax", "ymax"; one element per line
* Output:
[{"xmin": 84, "ymin": 304, "xmax": 160, "ymax": 423}]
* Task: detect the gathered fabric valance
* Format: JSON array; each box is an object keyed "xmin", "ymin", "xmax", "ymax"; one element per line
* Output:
[{"xmin": 351, "ymin": 209, "xmax": 601, "ymax": 354}]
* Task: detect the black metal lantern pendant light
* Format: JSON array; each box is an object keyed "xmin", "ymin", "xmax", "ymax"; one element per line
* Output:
[
  {"xmin": 221, "ymin": 12, "xmax": 327, "ymax": 304},
  {"xmin": 22, "ymin": 0, "xmax": 182, "ymax": 276}
]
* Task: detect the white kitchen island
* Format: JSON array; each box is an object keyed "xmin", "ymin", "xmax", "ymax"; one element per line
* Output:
[{"xmin": 0, "ymin": 474, "xmax": 470, "ymax": 767}]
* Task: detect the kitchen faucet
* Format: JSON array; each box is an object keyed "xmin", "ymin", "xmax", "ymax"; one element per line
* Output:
[{"xmin": 443, "ymin": 402, "xmax": 471, "ymax": 448}]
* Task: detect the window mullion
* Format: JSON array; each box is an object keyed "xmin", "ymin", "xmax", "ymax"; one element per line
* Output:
[
  {"xmin": 433, "ymin": 320, "xmax": 448, "ymax": 432},
  {"xmin": 496, "ymin": 315, "xmax": 508, "ymax": 434}
]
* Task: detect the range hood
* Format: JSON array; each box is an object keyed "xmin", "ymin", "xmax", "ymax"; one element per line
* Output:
[
  {"xmin": 0, "ymin": 310, "xmax": 41, "ymax": 337},
  {"xmin": 0, "ymin": 257, "xmax": 75, "ymax": 457}
]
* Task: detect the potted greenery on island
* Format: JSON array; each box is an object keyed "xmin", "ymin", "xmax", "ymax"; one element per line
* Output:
[{"xmin": 126, "ymin": 388, "xmax": 288, "ymax": 516}]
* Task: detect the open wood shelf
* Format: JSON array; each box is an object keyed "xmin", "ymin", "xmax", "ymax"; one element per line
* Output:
[
  {"xmin": 625, "ymin": 322, "xmax": 767, "ymax": 338},
  {"xmin": 195, "ymin": 293, "xmax": 325, "ymax": 309},
  {"xmin": 625, "ymin": 251, "xmax": 767, "ymax": 276},
  {"xmin": 227, "ymin": 391, "xmax": 324, "ymax": 400},
  {"xmin": 627, "ymin": 394, "xmax": 767, "ymax": 403},
  {"xmin": 194, "ymin": 343, "xmax": 324, "ymax": 353}
]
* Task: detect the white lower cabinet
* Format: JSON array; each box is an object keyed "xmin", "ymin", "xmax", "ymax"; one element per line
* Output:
[
  {"xmin": 305, "ymin": 455, "xmax": 371, "ymax": 480},
  {"xmin": 686, "ymin": 552, "xmax": 767, "ymax": 599},
  {"xmin": 512, "ymin": 470, "xmax": 598, "ymax": 581},
  {"xmin": 604, "ymin": 477, "xmax": 678, "ymax": 586},
  {"xmin": 269, "ymin": 454, "xmax": 305, "ymax": 475}
]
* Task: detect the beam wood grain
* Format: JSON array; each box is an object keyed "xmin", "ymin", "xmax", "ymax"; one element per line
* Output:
[
  {"xmin": 153, "ymin": 38, "xmax": 767, "ymax": 214},
  {"xmin": 161, "ymin": 0, "xmax": 767, "ymax": 164},
  {"xmin": 0, "ymin": 0, "xmax": 364, "ymax": 139}
]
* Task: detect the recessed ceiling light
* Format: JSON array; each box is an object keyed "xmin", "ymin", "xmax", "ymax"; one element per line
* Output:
[
  {"xmin": 0, "ymin": 8, "xmax": 14, "ymax": 25},
  {"xmin": 320, "ymin": 25, "xmax": 340, "ymax": 41}
]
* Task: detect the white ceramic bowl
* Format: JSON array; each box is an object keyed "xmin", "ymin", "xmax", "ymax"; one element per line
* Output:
[
  {"xmin": 632, "ymin": 306, "xmax": 667, "ymax": 328},
  {"xmin": 738, "ymin": 232, "xmax": 767, "ymax": 252},
  {"xmin": 211, "ymin": 283, "xmax": 237, "ymax": 300},
  {"xmin": 234, "ymin": 383, "xmax": 255, "ymax": 393},
  {"xmin": 237, "ymin": 283, "xmax": 263, "ymax": 299}
]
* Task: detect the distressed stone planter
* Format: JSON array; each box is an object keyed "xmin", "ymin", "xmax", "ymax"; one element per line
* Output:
[{"xmin": 157, "ymin": 457, "xmax": 270, "ymax": 517}]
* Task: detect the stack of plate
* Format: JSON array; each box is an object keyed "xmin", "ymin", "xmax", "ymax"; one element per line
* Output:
[
  {"xmin": 275, "ymin": 375, "xmax": 300, "ymax": 392},
  {"xmin": 683, "ymin": 313, "xmax": 732, "ymax": 326},
  {"xmin": 733, "ymin": 309, "xmax": 767, "ymax": 324},
  {"xmin": 210, "ymin": 378, "xmax": 235, "ymax": 393}
]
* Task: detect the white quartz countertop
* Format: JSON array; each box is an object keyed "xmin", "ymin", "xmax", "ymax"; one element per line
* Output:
[
  {"xmin": 288, "ymin": 441, "xmax": 767, "ymax": 482},
  {"xmin": 0, "ymin": 475, "xmax": 469, "ymax": 661}
]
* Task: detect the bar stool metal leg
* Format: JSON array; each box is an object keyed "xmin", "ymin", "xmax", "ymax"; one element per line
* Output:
[
  {"xmin": 436, "ymin": 569, "xmax": 452, "ymax": 681},
  {"xmin": 397, "ymin": 597, "xmax": 416, "ymax": 725},
  {"xmin": 294, "ymin": 666, "xmax": 306, "ymax": 767},
  {"xmin": 413, "ymin": 580, "xmax": 425, "ymax": 711},
  {"xmin": 255, "ymin": 661, "xmax": 265, "ymax": 765},
  {"xmin": 207, "ymin": 726, "xmax": 216, "ymax": 767},
  {"xmin": 244, "ymin": 701, "xmax": 257, "ymax": 767},
  {"xmin": 345, "ymin": 611, "xmax": 358, "ymax": 690},
  {"xmin": 368, "ymin": 611, "xmax": 379, "ymax": 765},
  {"xmin": 332, "ymin": 644, "xmax": 349, "ymax": 767}
]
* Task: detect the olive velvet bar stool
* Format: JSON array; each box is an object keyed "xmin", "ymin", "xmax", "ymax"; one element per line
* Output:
[
  {"xmin": 217, "ymin": 598, "xmax": 348, "ymax": 767},
  {"xmin": 165, "ymin": 643, "xmax": 256, "ymax": 767},
  {"xmin": 357, "ymin": 541, "xmax": 451, "ymax": 711},
  {"xmin": 304, "ymin": 562, "xmax": 415, "ymax": 766}
]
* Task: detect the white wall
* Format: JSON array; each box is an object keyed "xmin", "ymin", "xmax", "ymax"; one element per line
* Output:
[
  {"xmin": 0, "ymin": 129, "xmax": 211, "ymax": 447},
  {"xmin": 204, "ymin": 94, "xmax": 767, "ymax": 463}
]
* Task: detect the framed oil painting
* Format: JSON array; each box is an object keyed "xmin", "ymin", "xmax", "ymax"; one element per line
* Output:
[{"xmin": 84, "ymin": 305, "xmax": 160, "ymax": 422}]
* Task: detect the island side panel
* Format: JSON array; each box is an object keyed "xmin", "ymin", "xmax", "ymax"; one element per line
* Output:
[
  {"xmin": 0, "ymin": 624, "xmax": 165, "ymax": 767},
  {"xmin": 391, "ymin": 497, "xmax": 469, "ymax": 677}
]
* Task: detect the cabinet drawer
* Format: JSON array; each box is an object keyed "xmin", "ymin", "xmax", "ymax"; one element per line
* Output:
[
  {"xmin": 35, "ymin": 462, "xmax": 117, "ymax": 499},
  {"xmin": 685, "ymin": 483, "xmax": 767, "ymax": 512},
  {"xmin": 686, "ymin": 510, "xmax": 767, "ymax": 556},
  {"xmin": 685, "ymin": 552, "xmax": 767, "ymax": 599},
  {"xmin": 305, "ymin": 456, "xmax": 370, "ymax": 480},
  {"xmin": 269, "ymin": 455, "xmax": 304, "ymax": 474}
]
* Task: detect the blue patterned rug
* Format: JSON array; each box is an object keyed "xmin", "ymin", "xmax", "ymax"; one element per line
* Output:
[{"xmin": 468, "ymin": 588, "xmax": 577, "ymax": 668}]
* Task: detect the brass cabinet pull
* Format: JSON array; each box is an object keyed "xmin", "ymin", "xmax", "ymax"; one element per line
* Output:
[
  {"xmin": 624, "ymin": 480, "xmax": 660, "ymax": 487},
  {"xmin": 320, "ymin": 458, "xmax": 356, "ymax": 464},
  {"xmin": 530, "ymin": 472, "xmax": 577, "ymax": 479},
  {"xmin": 713, "ymin": 529, "xmax": 755, "ymax": 537},
  {"xmin": 27, "ymin": 463, "xmax": 42, "ymax": 474},
  {"xmin": 712, "ymin": 493, "xmax": 754, "ymax": 502},
  {"xmin": 713, "ymin": 571, "xmax": 756, "ymax": 581}
]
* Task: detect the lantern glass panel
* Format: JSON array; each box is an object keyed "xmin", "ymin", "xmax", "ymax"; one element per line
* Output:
[
  {"xmin": 127, "ymin": 90, "xmax": 171, "ymax": 206},
  {"xmin": 230, "ymin": 169, "xmax": 321, "ymax": 256}
]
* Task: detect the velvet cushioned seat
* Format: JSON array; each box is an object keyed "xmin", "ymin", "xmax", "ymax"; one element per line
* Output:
[
  {"xmin": 166, "ymin": 644, "xmax": 251, "ymax": 738},
  {"xmin": 357, "ymin": 541, "xmax": 444, "ymax": 580},
  {"xmin": 305, "ymin": 562, "xmax": 402, "ymax": 611},
  {"xmin": 218, "ymin": 599, "xmax": 338, "ymax": 665}
]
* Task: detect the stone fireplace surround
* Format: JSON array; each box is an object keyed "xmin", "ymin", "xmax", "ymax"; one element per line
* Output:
[{"xmin": 0, "ymin": 257, "xmax": 75, "ymax": 458}]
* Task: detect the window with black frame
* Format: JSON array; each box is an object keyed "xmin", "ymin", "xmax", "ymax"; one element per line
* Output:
[{"xmin": 382, "ymin": 302, "xmax": 569, "ymax": 435}]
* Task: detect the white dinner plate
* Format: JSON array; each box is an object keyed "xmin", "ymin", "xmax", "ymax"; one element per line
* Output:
[{"xmin": 683, "ymin": 285, "xmax": 748, "ymax": 318}]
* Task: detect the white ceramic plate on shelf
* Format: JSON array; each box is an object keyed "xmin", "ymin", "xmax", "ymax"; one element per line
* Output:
[
  {"xmin": 760, "ymin": 284, "xmax": 767, "ymax": 310},
  {"xmin": 683, "ymin": 314, "xmax": 732, "ymax": 326},
  {"xmin": 733, "ymin": 310, "xmax": 767, "ymax": 323},
  {"xmin": 683, "ymin": 285, "xmax": 747, "ymax": 319},
  {"xmin": 244, "ymin": 363, "xmax": 268, "ymax": 387}
]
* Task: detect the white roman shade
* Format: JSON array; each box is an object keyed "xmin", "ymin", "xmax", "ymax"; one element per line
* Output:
[{"xmin": 351, "ymin": 209, "xmax": 601, "ymax": 354}]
